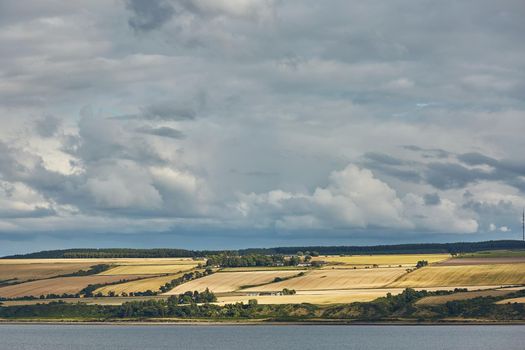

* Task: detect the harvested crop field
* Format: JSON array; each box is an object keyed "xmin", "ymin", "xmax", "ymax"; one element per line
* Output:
[
  {"xmin": 389, "ymin": 264, "xmax": 525, "ymax": 288},
  {"xmin": 98, "ymin": 264, "xmax": 196, "ymax": 276},
  {"xmin": 0, "ymin": 263, "xmax": 98, "ymax": 284},
  {"xmin": 163, "ymin": 270, "xmax": 304, "ymax": 294},
  {"xmin": 217, "ymin": 292, "xmax": 386, "ymax": 305},
  {"xmin": 244, "ymin": 268, "xmax": 407, "ymax": 292},
  {"xmin": 94, "ymin": 271, "xmax": 195, "ymax": 295},
  {"xmin": 0, "ymin": 275, "xmax": 147, "ymax": 298},
  {"xmin": 458, "ymin": 250, "xmax": 525, "ymax": 259},
  {"xmin": 497, "ymin": 297, "xmax": 525, "ymax": 304},
  {"xmin": 0, "ymin": 295, "xmax": 168, "ymax": 306},
  {"xmin": 0, "ymin": 258, "xmax": 203, "ymax": 265},
  {"xmin": 416, "ymin": 289, "xmax": 513, "ymax": 305},
  {"xmin": 437, "ymin": 257, "xmax": 525, "ymax": 266},
  {"xmin": 315, "ymin": 254, "xmax": 450, "ymax": 266},
  {"xmin": 219, "ymin": 266, "xmax": 308, "ymax": 272}
]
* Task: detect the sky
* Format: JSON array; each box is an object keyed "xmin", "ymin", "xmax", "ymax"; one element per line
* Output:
[{"xmin": 1, "ymin": 0, "xmax": 525, "ymax": 255}]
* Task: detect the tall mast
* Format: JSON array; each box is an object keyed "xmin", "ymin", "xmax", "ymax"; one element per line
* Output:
[{"xmin": 522, "ymin": 209, "xmax": 524, "ymax": 242}]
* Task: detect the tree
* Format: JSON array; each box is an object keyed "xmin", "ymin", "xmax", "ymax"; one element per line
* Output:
[{"xmin": 416, "ymin": 260, "xmax": 428, "ymax": 268}]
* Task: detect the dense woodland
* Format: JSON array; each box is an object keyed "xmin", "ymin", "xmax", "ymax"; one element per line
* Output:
[
  {"xmin": 1, "ymin": 288, "xmax": 524, "ymax": 322},
  {"xmin": 205, "ymin": 254, "xmax": 304, "ymax": 267},
  {"xmin": 4, "ymin": 240, "xmax": 525, "ymax": 259}
]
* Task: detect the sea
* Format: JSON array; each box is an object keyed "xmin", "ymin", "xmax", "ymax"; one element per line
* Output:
[{"xmin": 0, "ymin": 324, "xmax": 523, "ymax": 350}]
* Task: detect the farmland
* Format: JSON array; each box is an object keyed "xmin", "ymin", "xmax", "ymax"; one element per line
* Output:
[
  {"xmin": 217, "ymin": 292, "xmax": 387, "ymax": 305},
  {"xmin": 94, "ymin": 272, "xmax": 194, "ymax": 295},
  {"xmin": 0, "ymin": 262, "xmax": 99, "ymax": 284},
  {"xmin": 0, "ymin": 275, "xmax": 145, "ymax": 298},
  {"xmin": 389, "ymin": 264, "xmax": 525, "ymax": 288},
  {"xmin": 416, "ymin": 289, "xmax": 514, "ymax": 305},
  {"xmin": 98, "ymin": 264, "xmax": 196, "ymax": 276},
  {"xmin": 1, "ymin": 250, "xmax": 525, "ymax": 308},
  {"xmin": 164, "ymin": 270, "xmax": 304, "ymax": 294},
  {"xmin": 497, "ymin": 297, "xmax": 525, "ymax": 304},
  {"xmin": 457, "ymin": 250, "xmax": 525, "ymax": 259},
  {"xmin": 243, "ymin": 268, "xmax": 407, "ymax": 292},
  {"xmin": 0, "ymin": 258, "xmax": 203, "ymax": 265},
  {"xmin": 314, "ymin": 254, "xmax": 450, "ymax": 267}
]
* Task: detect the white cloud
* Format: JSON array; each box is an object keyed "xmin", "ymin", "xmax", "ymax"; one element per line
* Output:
[
  {"xmin": 236, "ymin": 164, "xmax": 480, "ymax": 232},
  {"xmin": 0, "ymin": 0, "xmax": 524, "ymax": 245},
  {"xmin": 402, "ymin": 194, "xmax": 478, "ymax": 233},
  {"xmin": 0, "ymin": 181, "xmax": 53, "ymax": 218},
  {"xmin": 85, "ymin": 169, "xmax": 163, "ymax": 210}
]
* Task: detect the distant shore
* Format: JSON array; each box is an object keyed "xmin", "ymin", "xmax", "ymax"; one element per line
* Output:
[{"xmin": 2, "ymin": 319, "xmax": 525, "ymax": 326}]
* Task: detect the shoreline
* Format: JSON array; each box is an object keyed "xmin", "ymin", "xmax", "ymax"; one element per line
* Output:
[{"xmin": 1, "ymin": 319, "xmax": 525, "ymax": 326}]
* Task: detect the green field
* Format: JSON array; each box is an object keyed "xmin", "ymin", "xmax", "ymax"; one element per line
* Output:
[{"xmin": 458, "ymin": 250, "xmax": 525, "ymax": 258}]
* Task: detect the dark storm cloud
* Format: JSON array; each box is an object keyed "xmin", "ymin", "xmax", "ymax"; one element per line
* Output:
[
  {"xmin": 126, "ymin": 0, "xmax": 176, "ymax": 33},
  {"xmin": 363, "ymin": 148, "xmax": 525, "ymax": 194},
  {"xmin": 141, "ymin": 103, "xmax": 197, "ymax": 121},
  {"xmin": 454, "ymin": 152, "xmax": 525, "ymax": 192},
  {"xmin": 0, "ymin": 207, "xmax": 55, "ymax": 219},
  {"xmin": 114, "ymin": 102, "xmax": 199, "ymax": 122},
  {"xmin": 424, "ymin": 162, "xmax": 489, "ymax": 190},
  {"xmin": 459, "ymin": 152, "xmax": 525, "ymax": 176},
  {"xmin": 424, "ymin": 193, "xmax": 441, "ymax": 206},
  {"xmin": 458, "ymin": 152, "xmax": 498, "ymax": 167},
  {"xmin": 402, "ymin": 145, "xmax": 450, "ymax": 159},
  {"xmin": 136, "ymin": 126, "xmax": 186, "ymax": 139},
  {"xmin": 363, "ymin": 152, "xmax": 405, "ymax": 166},
  {"xmin": 35, "ymin": 115, "xmax": 61, "ymax": 138},
  {"xmin": 360, "ymin": 152, "xmax": 422, "ymax": 183}
]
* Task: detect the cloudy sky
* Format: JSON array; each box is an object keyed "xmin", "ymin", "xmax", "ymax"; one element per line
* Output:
[{"xmin": 1, "ymin": 0, "xmax": 524, "ymax": 255}]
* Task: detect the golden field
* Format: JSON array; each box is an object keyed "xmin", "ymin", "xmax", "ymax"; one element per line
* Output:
[
  {"xmin": 2, "ymin": 254, "xmax": 525, "ymax": 306},
  {"xmin": 315, "ymin": 254, "xmax": 450, "ymax": 266},
  {"xmin": 98, "ymin": 264, "xmax": 196, "ymax": 276},
  {"xmin": 0, "ymin": 275, "xmax": 146, "ymax": 298},
  {"xmin": 163, "ymin": 270, "xmax": 303, "ymax": 294},
  {"xmin": 0, "ymin": 258, "xmax": 203, "ymax": 265},
  {"xmin": 0, "ymin": 262, "xmax": 98, "ymax": 284},
  {"xmin": 0, "ymin": 296, "xmax": 168, "ymax": 306},
  {"xmin": 389, "ymin": 264, "xmax": 525, "ymax": 288},
  {"xmin": 416, "ymin": 289, "xmax": 512, "ymax": 305},
  {"xmin": 94, "ymin": 271, "xmax": 195, "ymax": 295},
  {"xmin": 497, "ymin": 297, "xmax": 525, "ymax": 304},
  {"xmin": 243, "ymin": 268, "xmax": 406, "ymax": 292},
  {"xmin": 217, "ymin": 292, "xmax": 385, "ymax": 305}
]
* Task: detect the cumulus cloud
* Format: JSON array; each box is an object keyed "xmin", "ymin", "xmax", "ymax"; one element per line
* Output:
[
  {"xmin": 126, "ymin": 0, "xmax": 176, "ymax": 33},
  {"xmin": 236, "ymin": 165, "xmax": 407, "ymax": 230},
  {"xmin": 0, "ymin": 181, "xmax": 55, "ymax": 219},
  {"xmin": 402, "ymin": 194, "xmax": 478, "ymax": 234},
  {"xmin": 176, "ymin": 0, "xmax": 275, "ymax": 19},
  {"xmin": 35, "ymin": 115, "xmax": 61, "ymax": 138},
  {"xmin": 236, "ymin": 164, "xmax": 477, "ymax": 233},
  {"xmin": 140, "ymin": 102, "xmax": 197, "ymax": 121},
  {"xmin": 136, "ymin": 126, "xmax": 186, "ymax": 139},
  {"xmin": 0, "ymin": 0, "xmax": 524, "ymax": 250}
]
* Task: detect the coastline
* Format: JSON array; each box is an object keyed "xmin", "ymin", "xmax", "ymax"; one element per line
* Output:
[{"xmin": 1, "ymin": 319, "xmax": 525, "ymax": 326}]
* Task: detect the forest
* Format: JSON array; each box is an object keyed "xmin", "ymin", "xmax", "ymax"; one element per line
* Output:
[{"xmin": 4, "ymin": 240, "xmax": 525, "ymax": 259}]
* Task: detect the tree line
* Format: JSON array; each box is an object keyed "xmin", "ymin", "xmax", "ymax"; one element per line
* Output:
[
  {"xmin": 2, "ymin": 288, "xmax": 525, "ymax": 322},
  {"xmin": 4, "ymin": 240, "xmax": 525, "ymax": 259}
]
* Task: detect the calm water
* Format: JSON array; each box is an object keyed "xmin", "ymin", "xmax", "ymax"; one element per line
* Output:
[{"xmin": 0, "ymin": 324, "xmax": 523, "ymax": 350}]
